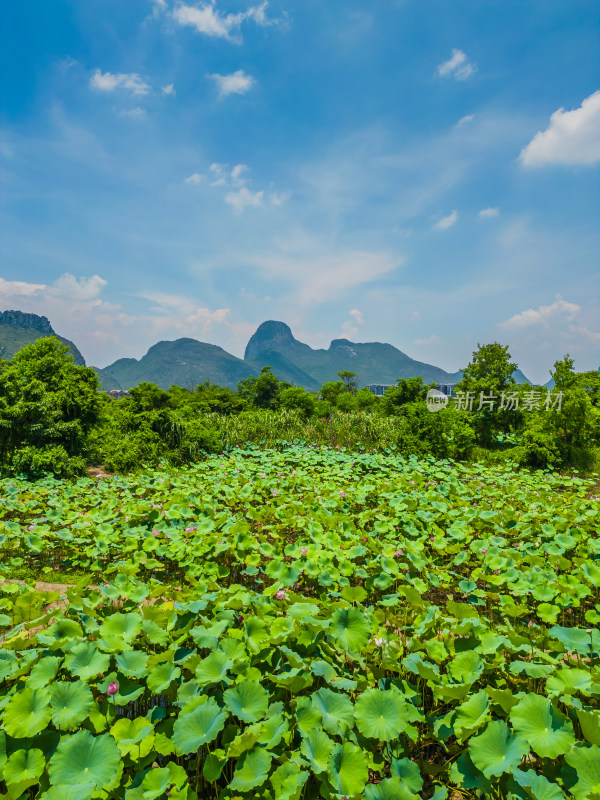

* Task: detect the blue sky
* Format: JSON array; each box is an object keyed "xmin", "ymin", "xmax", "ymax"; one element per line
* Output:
[{"xmin": 1, "ymin": 0, "xmax": 598, "ymax": 383}]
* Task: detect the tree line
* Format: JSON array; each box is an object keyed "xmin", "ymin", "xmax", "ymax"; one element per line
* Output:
[{"xmin": 0, "ymin": 338, "xmax": 598, "ymax": 478}]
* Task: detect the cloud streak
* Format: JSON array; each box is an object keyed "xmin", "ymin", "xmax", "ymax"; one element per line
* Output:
[
  {"xmin": 437, "ymin": 49, "xmax": 476, "ymax": 81},
  {"xmin": 90, "ymin": 70, "xmax": 150, "ymax": 95},
  {"xmin": 208, "ymin": 69, "xmax": 255, "ymax": 98}
]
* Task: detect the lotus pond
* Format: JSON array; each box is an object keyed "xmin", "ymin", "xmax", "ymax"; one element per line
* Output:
[{"xmin": 0, "ymin": 445, "xmax": 599, "ymax": 800}]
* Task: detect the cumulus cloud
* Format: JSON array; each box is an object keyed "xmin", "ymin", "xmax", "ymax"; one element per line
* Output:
[
  {"xmin": 172, "ymin": 1, "xmax": 277, "ymax": 42},
  {"xmin": 433, "ymin": 209, "xmax": 458, "ymax": 230},
  {"xmin": 340, "ymin": 308, "xmax": 364, "ymax": 339},
  {"xmin": 161, "ymin": 83, "xmax": 175, "ymax": 95},
  {"xmin": 186, "ymin": 162, "xmax": 285, "ymax": 212},
  {"xmin": 479, "ymin": 207, "xmax": 499, "ymax": 218},
  {"xmin": 90, "ymin": 69, "xmax": 150, "ymax": 95},
  {"xmin": 208, "ymin": 70, "xmax": 255, "ymax": 98},
  {"xmin": 437, "ymin": 49, "xmax": 476, "ymax": 81},
  {"xmin": 499, "ymin": 296, "xmax": 581, "ymax": 330},
  {"xmin": 118, "ymin": 107, "xmax": 148, "ymax": 119},
  {"xmin": 225, "ymin": 186, "xmax": 263, "ymax": 211},
  {"xmin": 520, "ymin": 91, "xmax": 600, "ymax": 167}
]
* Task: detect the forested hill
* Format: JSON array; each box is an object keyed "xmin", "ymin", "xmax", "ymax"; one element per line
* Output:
[{"xmin": 0, "ymin": 310, "xmax": 86, "ymax": 365}]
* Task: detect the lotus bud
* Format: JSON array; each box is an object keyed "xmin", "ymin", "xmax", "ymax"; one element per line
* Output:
[{"xmin": 107, "ymin": 682, "xmax": 119, "ymax": 696}]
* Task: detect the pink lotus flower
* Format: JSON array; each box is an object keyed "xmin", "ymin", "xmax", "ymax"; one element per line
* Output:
[
  {"xmin": 374, "ymin": 637, "xmax": 387, "ymax": 647},
  {"xmin": 185, "ymin": 527, "xmax": 192, "ymax": 533},
  {"xmin": 481, "ymin": 548, "xmax": 487, "ymax": 554},
  {"xmin": 339, "ymin": 490, "xmax": 346, "ymax": 497},
  {"xmin": 394, "ymin": 550, "xmax": 403, "ymax": 557},
  {"xmin": 107, "ymin": 682, "xmax": 119, "ymax": 696},
  {"xmin": 152, "ymin": 529, "xmax": 159, "ymax": 536},
  {"xmin": 275, "ymin": 589, "xmax": 286, "ymax": 600},
  {"xmin": 300, "ymin": 547, "xmax": 308, "ymax": 555},
  {"xmin": 272, "ymin": 489, "xmax": 278, "ymax": 496}
]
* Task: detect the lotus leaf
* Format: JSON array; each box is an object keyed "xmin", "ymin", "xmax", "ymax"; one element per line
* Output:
[
  {"xmin": 111, "ymin": 716, "xmax": 155, "ymax": 757},
  {"xmin": 229, "ymin": 746, "xmax": 272, "ymax": 791},
  {"xmin": 36, "ymin": 617, "xmax": 83, "ymax": 646},
  {"xmin": 328, "ymin": 606, "xmax": 370, "ymax": 652},
  {"xmin": 310, "ymin": 687, "xmax": 354, "ymax": 736},
  {"xmin": 172, "ymin": 698, "xmax": 227, "ymax": 753},
  {"xmin": 115, "ymin": 650, "xmax": 149, "ymax": 678},
  {"xmin": 146, "ymin": 661, "xmax": 181, "ymax": 692},
  {"xmin": 354, "ymin": 688, "xmax": 413, "ymax": 741},
  {"xmin": 269, "ymin": 761, "xmax": 309, "ymax": 800},
  {"xmin": 3, "ymin": 686, "xmax": 52, "ymax": 738},
  {"xmin": 48, "ymin": 730, "xmax": 121, "ymax": 800},
  {"xmin": 546, "ymin": 668, "xmax": 593, "ymax": 698},
  {"xmin": 468, "ymin": 720, "xmax": 529, "ymax": 778},
  {"xmin": 364, "ymin": 777, "xmax": 420, "ymax": 800},
  {"xmin": 577, "ymin": 708, "xmax": 600, "ymax": 745},
  {"xmin": 564, "ymin": 744, "xmax": 600, "ymax": 800},
  {"xmin": 64, "ymin": 642, "xmax": 110, "ymax": 681},
  {"xmin": 27, "ymin": 656, "xmax": 62, "ymax": 688},
  {"xmin": 327, "ymin": 741, "xmax": 368, "ymax": 795},
  {"xmin": 453, "ymin": 689, "xmax": 490, "ymax": 742},
  {"xmin": 512, "ymin": 769, "xmax": 567, "ymax": 800},
  {"xmin": 510, "ymin": 694, "xmax": 575, "ymax": 758},
  {"xmin": 3, "ymin": 747, "xmax": 45, "ymax": 793},
  {"xmin": 195, "ymin": 650, "xmax": 232, "ymax": 686},
  {"xmin": 224, "ymin": 679, "xmax": 269, "ymax": 722},
  {"xmin": 300, "ymin": 727, "xmax": 335, "ymax": 773},
  {"xmin": 390, "ymin": 757, "xmax": 424, "ymax": 793},
  {"xmin": 50, "ymin": 680, "xmax": 94, "ymax": 730}
]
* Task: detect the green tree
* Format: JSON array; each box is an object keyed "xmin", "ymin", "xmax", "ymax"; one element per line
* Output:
[
  {"xmin": 381, "ymin": 377, "xmax": 427, "ymax": 415},
  {"xmin": 319, "ymin": 380, "xmax": 344, "ymax": 405},
  {"xmin": 337, "ymin": 371, "xmax": 359, "ymax": 394},
  {"xmin": 0, "ymin": 338, "xmax": 100, "ymax": 477},
  {"xmin": 455, "ymin": 342, "xmax": 519, "ymax": 447},
  {"xmin": 280, "ymin": 386, "xmax": 316, "ymax": 419}
]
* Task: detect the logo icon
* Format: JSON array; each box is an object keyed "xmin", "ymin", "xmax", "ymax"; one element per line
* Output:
[{"xmin": 426, "ymin": 389, "xmax": 449, "ymax": 413}]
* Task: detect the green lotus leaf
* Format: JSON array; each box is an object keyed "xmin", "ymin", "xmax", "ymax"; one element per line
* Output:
[
  {"xmin": 229, "ymin": 746, "xmax": 272, "ymax": 792},
  {"xmin": 195, "ymin": 651, "xmax": 232, "ymax": 686},
  {"xmin": 390, "ymin": 757, "xmax": 424, "ymax": 794},
  {"xmin": 50, "ymin": 680, "xmax": 94, "ymax": 731},
  {"xmin": 448, "ymin": 650, "xmax": 483, "ymax": 684},
  {"xmin": 257, "ymin": 710, "xmax": 288, "ymax": 749},
  {"xmin": 27, "ymin": 656, "xmax": 62, "ymax": 689},
  {"xmin": 0, "ymin": 650, "xmax": 19, "ymax": 682},
  {"xmin": 512, "ymin": 769, "xmax": 567, "ymax": 800},
  {"xmin": 549, "ymin": 625, "xmax": 593, "ymax": 656},
  {"xmin": 449, "ymin": 750, "xmax": 493, "ymax": 794},
  {"xmin": 147, "ymin": 661, "xmax": 181, "ymax": 693},
  {"xmin": 99, "ymin": 612, "xmax": 143, "ymax": 642},
  {"xmin": 65, "ymin": 642, "xmax": 110, "ymax": 681},
  {"xmin": 577, "ymin": 709, "xmax": 600, "ymax": 745},
  {"xmin": 469, "ymin": 720, "xmax": 529, "ymax": 779},
  {"xmin": 510, "ymin": 694, "xmax": 575, "ymax": 758},
  {"xmin": 364, "ymin": 777, "xmax": 420, "ymax": 800},
  {"xmin": 48, "ymin": 730, "xmax": 121, "ymax": 800},
  {"xmin": 245, "ymin": 616, "xmax": 269, "ymax": 653},
  {"xmin": 328, "ymin": 607, "xmax": 370, "ymax": 652},
  {"xmin": 269, "ymin": 761, "xmax": 309, "ymax": 800},
  {"xmin": 111, "ymin": 717, "xmax": 155, "ymax": 757},
  {"xmin": 300, "ymin": 727, "xmax": 335, "ymax": 773},
  {"xmin": 115, "ymin": 650, "xmax": 148, "ymax": 679},
  {"xmin": 310, "ymin": 687, "xmax": 354, "ymax": 736},
  {"xmin": 537, "ymin": 603, "xmax": 561, "ymax": 624},
  {"xmin": 547, "ymin": 668, "xmax": 593, "ymax": 698},
  {"xmin": 327, "ymin": 741, "xmax": 368, "ymax": 796},
  {"xmin": 224, "ymin": 679, "xmax": 269, "ymax": 723},
  {"xmin": 354, "ymin": 688, "xmax": 413, "ymax": 742},
  {"xmin": 453, "ymin": 689, "xmax": 490, "ymax": 743},
  {"xmin": 36, "ymin": 618, "xmax": 83, "ymax": 647},
  {"xmin": 509, "ymin": 660, "xmax": 555, "ymax": 679},
  {"xmin": 296, "ymin": 695, "xmax": 321, "ymax": 735},
  {"xmin": 203, "ymin": 751, "xmax": 228, "ymax": 782},
  {"xmin": 172, "ymin": 698, "xmax": 227, "ymax": 754},
  {"xmin": 3, "ymin": 747, "xmax": 45, "ymax": 791},
  {"xmin": 141, "ymin": 619, "xmax": 169, "ymax": 646},
  {"xmin": 563, "ymin": 744, "xmax": 600, "ymax": 800},
  {"xmin": 2, "ymin": 687, "xmax": 52, "ymax": 738},
  {"xmin": 139, "ymin": 766, "xmax": 179, "ymax": 800},
  {"xmin": 227, "ymin": 727, "xmax": 262, "ymax": 758}
]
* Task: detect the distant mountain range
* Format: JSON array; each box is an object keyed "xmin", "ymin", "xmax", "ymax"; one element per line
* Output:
[{"xmin": 0, "ymin": 310, "xmax": 538, "ymax": 391}]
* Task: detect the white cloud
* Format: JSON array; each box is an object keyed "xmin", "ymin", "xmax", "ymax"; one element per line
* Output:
[
  {"xmin": 90, "ymin": 69, "xmax": 150, "ymax": 95},
  {"xmin": 479, "ymin": 207, "xmax": 499, "ymax": 218},
  {"xmin": 151, "ymin": 0, "xmax": 168, "ymax": 13},
  {"xmin": 269, "ymin": 191, "xmax": 290, "ymax": 206},
  {"xmin": 208, "ymin": 70, "xmax": 255, "ymax": 98},
  {"xmin": 118, "ymin": 107, "xmax": 148, "ymax": 119},
  {"xmin": 414, "ymin": 334, "xmax": 443, "ymax": 346},
  {"xmin": 433, "ymin": 209, "xmax": 458, "ymax": 230},
  {"xmin": 520, "ymin": 91, "xmax": 600, "ymax": 167},
  {"xmin": 225, "ymin": 186, "xmax": 264, "ymax": 211},
  {"xmin": 499, "ymin": 296, "xmax": 581, "ymax": 330},
  {"xmin": 185, "ymin": 172, "xmax": 204, "ymax": 184},
  {"xmin": 161, "ymin": 83, "xmax": 175, "ymax": 95},
  {"xmin": 437, "ymin": 49, "xmax": 476, "ymax": 81},
  {"xmin": 457, "ymin": 114, "xmax": 475, "ymax": 126},
  {"xmin": 172, "ymin": 1, "xmax": 277, "ymax": 42},
  {"xmin": 350, "ymin": 308, "xmax": 364, "ymax": 325}
]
